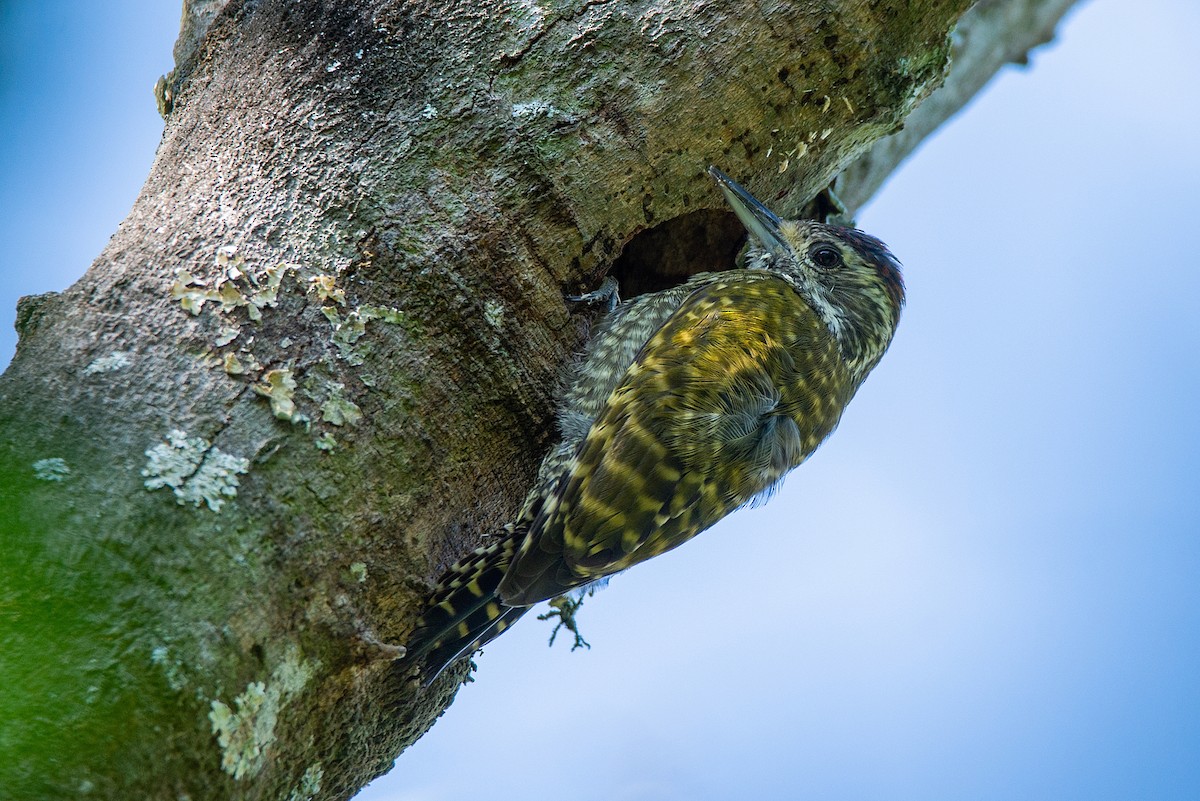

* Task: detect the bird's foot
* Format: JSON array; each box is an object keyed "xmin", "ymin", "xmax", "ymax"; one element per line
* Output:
[
  {"xmin": 538, "ymin": 595, "xmax": 592, "ymax": 651},
  {"xmin": 567, "ymin": 276, "xmax": 620, "ymax": 312}
]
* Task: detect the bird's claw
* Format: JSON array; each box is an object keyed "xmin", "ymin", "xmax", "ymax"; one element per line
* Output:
[
  {"xmin": 538, "ymin": 595, "xmax": 592, "ymax": 651},
  {"xmin": 568, "ymin": 276, "xmax": 621, "ymax": 312}
]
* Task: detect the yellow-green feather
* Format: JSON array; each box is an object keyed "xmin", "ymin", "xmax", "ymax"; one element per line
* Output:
[{"xmin": 498, "ymin": 274, "xmax": 852, "ymax": 605}]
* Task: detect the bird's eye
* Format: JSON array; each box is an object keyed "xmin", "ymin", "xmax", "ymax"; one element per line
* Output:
[{"xmin": 809, "ymin": 244, "xmax": 843, "ymax": 270}]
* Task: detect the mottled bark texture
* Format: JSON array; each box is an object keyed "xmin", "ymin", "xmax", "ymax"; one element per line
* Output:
[{"xmin": 0, "ymin": 0, "xmax": 1077, "ymax": 798}]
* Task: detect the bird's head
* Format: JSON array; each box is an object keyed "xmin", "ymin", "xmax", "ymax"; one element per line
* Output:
[{"xmin": 710, "ymin": 166, "xmax": 905, "ymax": 384}]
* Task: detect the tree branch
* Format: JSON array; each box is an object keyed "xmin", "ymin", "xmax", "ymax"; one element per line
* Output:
[{"xmin": 0, "ymin": 1, "xmax": 1078, "ymax": 798}]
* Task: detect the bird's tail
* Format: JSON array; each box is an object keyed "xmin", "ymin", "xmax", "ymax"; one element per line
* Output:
[{"xmin": 405, "ymin": 535, "xmax": 529, "ymax": 683}]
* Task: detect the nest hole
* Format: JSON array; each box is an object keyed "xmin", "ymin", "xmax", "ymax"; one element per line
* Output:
[{"xmin": 609, "ymin": 208, "xmax": 747, "ymax": 299}]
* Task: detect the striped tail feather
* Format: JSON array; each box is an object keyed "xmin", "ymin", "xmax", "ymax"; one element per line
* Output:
[
  {"xmin": 406, "ymin": 536, "xmax": 529, "ymax": 683},
  {"xmin": 415, "ymin": 605, "xmax": 528, "ymax": 684}
]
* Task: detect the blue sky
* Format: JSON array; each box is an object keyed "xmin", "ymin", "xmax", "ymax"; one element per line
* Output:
[{"xmin": 2, "ymin": 2, "xmax": 1198, "ymax": 800}]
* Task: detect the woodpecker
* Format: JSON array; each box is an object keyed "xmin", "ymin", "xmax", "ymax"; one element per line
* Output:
[{"xmin": 405, "ymin": 167, "xmax": 904, "ymax": 681}]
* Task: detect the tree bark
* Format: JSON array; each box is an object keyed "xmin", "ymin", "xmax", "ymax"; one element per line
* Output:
[{"xmin": 0, "ymin": 0, "xmax": 1077, "ymax": 798}]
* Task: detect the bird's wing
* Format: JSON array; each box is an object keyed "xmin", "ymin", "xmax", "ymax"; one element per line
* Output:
[{"xmin": 499, "ymin": 274, "xmax": 850, "ymax": 606}]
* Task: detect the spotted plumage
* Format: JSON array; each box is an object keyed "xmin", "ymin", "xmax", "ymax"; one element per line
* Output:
[{"xmin": 404, "ymin": 167, "xmax": 904, "ymax": 682}]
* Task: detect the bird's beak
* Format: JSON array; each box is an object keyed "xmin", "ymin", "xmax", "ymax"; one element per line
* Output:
[{"xmin": 709, "ymin": 166, "xmax": 788, "ymax": 254}]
